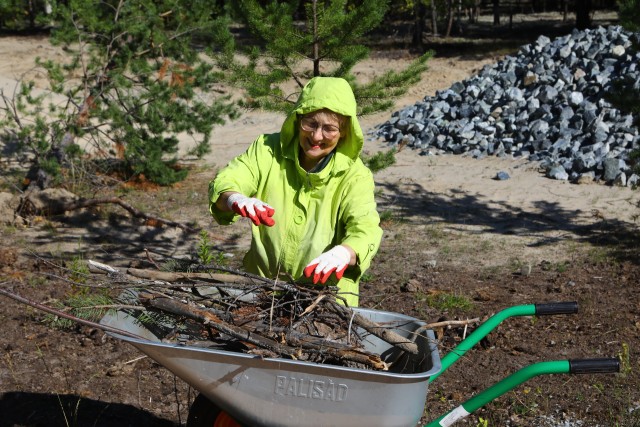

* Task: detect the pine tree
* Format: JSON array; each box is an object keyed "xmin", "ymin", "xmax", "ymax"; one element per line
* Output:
[
  {"xmin": 0, "ymin": 0, "xmax": 50, "ymax": 31},
  {"xmin": 0, "ymin": 0, "xmax": 238, "ymax": 186},
  {"xmin": 613, "ymin": 0, "xmax": 640, "ymax": 126},
  {"xmin": 612, "ymin": 0, "xmax": 640, "ymax": 174},
  {"xmin": 215, "ymin": 0, "xmax": 433, "ymax": 115},
  {"xmin": 619, "ymin": 0, "xmax": 640, "ymax": 30}
]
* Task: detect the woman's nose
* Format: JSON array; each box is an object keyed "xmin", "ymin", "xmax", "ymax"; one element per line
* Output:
[{"xmin": 310, "ymin": 127, "xmax": 324, "ymax": 140}]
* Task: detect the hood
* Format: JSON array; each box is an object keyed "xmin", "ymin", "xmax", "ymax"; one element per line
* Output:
[{"xmin": 280, "ymin": 77, "xmax": 364, "ymax": 170}]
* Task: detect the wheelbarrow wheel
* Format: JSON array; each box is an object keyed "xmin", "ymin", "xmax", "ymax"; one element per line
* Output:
[{"xmin": 187, "ymin": 393, "xmax": 243, "ymax": 427}]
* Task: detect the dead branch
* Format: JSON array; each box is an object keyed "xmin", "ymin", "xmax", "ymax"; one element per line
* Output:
[
  {"xmin": 139, "ymin": 291, "xmax": 298, "ymax": 354},
  {"xmin": 5, "ymin": 257, "xmax": 425, "ymax": 372},
  {"xmin": 424, "ymin": 318, "xmax": 480, "ymax": 329},
  {"xmin": 282, "ymin": 331, "xmax": 388, "ymax": 370},
  {"xmin": 127, "ymin": 268, "xmax": 256, "ymax": 285},
  {"xmin": 139, "ymin": 292, "xmax": 387, "ymax": 370},
  {"xmin": 89, "ymin": 259, "xmax": 121, "ymax": 274},
  {"xmin": 410, "ymin": 318, "xmax": 481, "ymax": 343},
  {"xmin": 327, "ymin": 303, "xmax": 419, "ymax": 355},
  {"xmin": 193, "ymin": 264, "xmax": 306, "ymax": 294},
  {"xmin": 117, "ymin": 262, "xmax": 418, "ymax": 356}
]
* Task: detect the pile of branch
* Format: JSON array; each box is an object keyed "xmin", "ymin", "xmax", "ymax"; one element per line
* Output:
[{"xmin": 89, "ymin": 261, "xmax": 420, "ymax": 371}]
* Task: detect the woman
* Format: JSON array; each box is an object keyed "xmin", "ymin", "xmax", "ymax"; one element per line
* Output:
[{"xmin": 208, "ymin": 76, "xmax": 382, "ymax": 307}]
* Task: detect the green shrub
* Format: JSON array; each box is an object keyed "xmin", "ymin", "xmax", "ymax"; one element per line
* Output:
[{"xmin": 362, "ymin": 149, "xmax": 396, "ymax": 173}]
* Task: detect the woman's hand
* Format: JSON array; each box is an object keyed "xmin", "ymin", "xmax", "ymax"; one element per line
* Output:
[
  {"xmin": 226, "ymin": 193, "xmax": 275, "ymax": 226},
  {"xmin": 304, "ymin": 245, "xmax": 354, "ymax": 284}
]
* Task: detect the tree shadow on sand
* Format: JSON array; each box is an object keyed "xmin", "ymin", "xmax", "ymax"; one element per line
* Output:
[
  {"xmin": 375, "ymin": 179, "xmax": 640, "ymax": 265},
  {"xmin": 19, "ymin": 208, "xmax": 247, "ymax": 269}
]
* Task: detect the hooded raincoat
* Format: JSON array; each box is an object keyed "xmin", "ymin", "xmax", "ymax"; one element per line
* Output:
[{"xmin": 208, "ymin": 77, "xmax": 382, "ymax": 306}]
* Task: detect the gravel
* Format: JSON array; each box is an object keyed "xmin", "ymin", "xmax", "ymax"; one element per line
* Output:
[{"xmin": 372, "ymin": 26, "xmax": 640, "ymax": 185}]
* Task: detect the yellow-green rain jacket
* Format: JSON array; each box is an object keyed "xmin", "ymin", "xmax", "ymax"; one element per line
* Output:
[{"xmin": 208, "ymin": 77, "xmax": 382, "ymax": 306}]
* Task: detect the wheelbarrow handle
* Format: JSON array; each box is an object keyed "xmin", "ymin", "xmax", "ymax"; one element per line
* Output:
[
  {"xmin": 429, "ymin": 302, "xmax": 578, "ymax": 383},
  {"xmin": 570, "ymin": 358, "xmax": 620, "ymax": 374},
  {"xmin": 426, "ymin": 358, "xmax": 619, "ymax": 427},
  {"xmin": 535, "ymin": 301, "xmax": 578, "ymax": 315}
]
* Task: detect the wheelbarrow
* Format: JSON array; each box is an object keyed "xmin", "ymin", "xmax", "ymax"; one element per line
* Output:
[{"xmin": 100, "ymin": 301, "xmax": 619, "ymax": 427}]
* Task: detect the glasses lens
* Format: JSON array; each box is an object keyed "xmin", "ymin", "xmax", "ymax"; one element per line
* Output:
[
  {"xmin": 300, "ymin": 119, "xmax": 316, "ymax": 132},
  {"xmin": 322, "ymin": 125, "xmax": 339, "ymax": 137},
  {"xmin": 300, "ymin": 119, "xmax": 339, "ymax": 137}
]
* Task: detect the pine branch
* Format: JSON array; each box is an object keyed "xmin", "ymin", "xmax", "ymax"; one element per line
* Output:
[{"xmin": 0, "ymin": 286, "xmax": 144, "ymax": 340}]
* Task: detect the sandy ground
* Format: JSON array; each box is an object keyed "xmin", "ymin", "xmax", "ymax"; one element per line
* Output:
[
  {"xmin": 203, "ymin": 46, "xmax": 640, "ymax": 279},
  {"xmin": 1, "ymin": 34, "xmax": 639, "ymax": 258}
]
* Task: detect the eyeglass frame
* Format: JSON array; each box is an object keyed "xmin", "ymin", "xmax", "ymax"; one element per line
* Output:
[{"xmin": 299, "ymin": 117, "xmax": 341, "ymax": 139}]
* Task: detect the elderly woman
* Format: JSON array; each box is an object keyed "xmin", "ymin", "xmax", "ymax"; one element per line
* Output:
[{"xmin": 208, "ymin": 76, "xmax": 382, "ymax": 307}]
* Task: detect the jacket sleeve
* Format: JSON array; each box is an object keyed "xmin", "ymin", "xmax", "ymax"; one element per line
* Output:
[
  {"xmin": 208, "ymin": 135, "xmax": 267, "ymax": 225},
  {"xmin": 337, "ymin": 163, "xmax": 382, "ymax": 278}
]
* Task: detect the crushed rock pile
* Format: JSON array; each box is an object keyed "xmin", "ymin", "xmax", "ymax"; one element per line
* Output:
[{"xmin": 373, "ymin": 26, "xmax": 640, "ymax": 186}]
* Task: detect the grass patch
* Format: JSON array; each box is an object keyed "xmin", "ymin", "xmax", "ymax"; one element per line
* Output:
[
  {"xmin": 586, "ymin": 246, "xmax": 614, "ymax": 265},
  {"xmin": 361, "ymin": 149, "xmax": 396, "ymax": 173},
  {"xmin": 1, "ymin": 224, "xmax": 19, "ymax": 235},
  {"xmin": 423, "ymin": 291, "xmax": 473, "ymax": 312},
  {"xmin": 424, "ymin": 224, "xmax": 446, "ymax": 240},
  {"xmin": 379, "ymin": 210, "xmax": 406, "ymax": 226},
  {"xmin": 360, "ymin": 272, "xmax": 373, "ymax": 283},
  {"xmin": 539, "ymin": 259, "xmax": 570, "ymax": 273},
  {"xmin": 379, "ymin": 210, "xmax": 394, "ymax": 222}
]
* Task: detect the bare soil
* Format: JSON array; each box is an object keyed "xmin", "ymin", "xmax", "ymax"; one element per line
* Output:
[
  {"xmin": 3, "ymin": 174, "xmax": 640, "ymax": 427},
  {"xmin": 2, "ymin": 12, "xmax": 640, "ymax": 427}
]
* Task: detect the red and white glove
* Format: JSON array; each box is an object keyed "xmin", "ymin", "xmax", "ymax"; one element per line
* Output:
[
  {"xmin": 304, "ymin": 245, "xmax": 351, "ymax": 285},
  {"xmin": 227, "ymin": 193, "xmax": 275, "ymax": 227}
]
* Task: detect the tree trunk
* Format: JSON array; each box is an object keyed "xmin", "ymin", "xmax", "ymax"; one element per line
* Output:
[
  {"xmin": 456, "ymin": 0, "xmax": 463, "ymax": 34},
  {"xmin": 431, "ymin": 0, "xmax": 439, "ymax": 36},
  {"xmin": 509, "ymin": 1, "xmax": 513, "ymax": 30},
  {"xmin": 575, "ymin": 0, "xmax": 592, "ymax": 30},
  {"xmin": 493, "ymin": 0, "xmax": 500, "ymax": 26},
  {"xmin": 312, "ymin": 0, "xmax": 320, "ymax": 76},
  {"xmin": 470, "ymin": 0, "xmax": 480, "ymax": 23},
  {"xmin": 445, "ymin": 0, "xmax": 454, "ymax": 37},
  {"xmin": 412, "ymin": 0, "xmax": 426, "ymax": 48}
]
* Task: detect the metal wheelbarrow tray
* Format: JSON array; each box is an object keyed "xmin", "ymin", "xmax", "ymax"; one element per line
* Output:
[{"xmin": 101, "ymin": 307, "xmax": 441, "ymax": 427}]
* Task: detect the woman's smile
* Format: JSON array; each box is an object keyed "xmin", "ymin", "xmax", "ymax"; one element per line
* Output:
[{"xmin": 298, "ymin": 110, "xmax": 342, "ymax": 171}]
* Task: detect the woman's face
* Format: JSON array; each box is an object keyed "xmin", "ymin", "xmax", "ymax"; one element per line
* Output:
[{"xmin": 298, "ymin": 110, "xmax": 342, "ymax": 170}]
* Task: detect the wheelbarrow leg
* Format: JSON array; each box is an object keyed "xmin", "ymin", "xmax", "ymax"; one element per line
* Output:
[{"xmin": 187, "ymin": 393, "xmax": 243, "ymax": 427}]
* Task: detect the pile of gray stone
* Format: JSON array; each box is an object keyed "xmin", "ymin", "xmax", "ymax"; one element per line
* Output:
[{"xmin": 373, "ymin": 26, "xmax": 640, "ymax": 185}]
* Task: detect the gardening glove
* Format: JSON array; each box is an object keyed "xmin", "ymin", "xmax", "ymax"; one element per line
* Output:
[
  {"xmin": 304, "ymin": 245, "xmax": 351, "ymax": 285},
  {"xmin": 227, "ymin": 193, "xmax": 275, "ymax": 227}
]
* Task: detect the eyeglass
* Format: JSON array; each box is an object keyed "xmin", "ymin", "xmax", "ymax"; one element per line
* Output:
[{"xmin": 300, "ymin": 118, "xmax": 340, "ymax": 138}]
